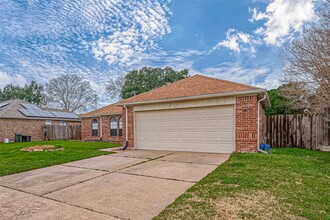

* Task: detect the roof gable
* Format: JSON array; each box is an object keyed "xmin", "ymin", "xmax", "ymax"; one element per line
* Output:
[
  {"xmin": 80, "ymin": 103, "xmax": 122, "ymax": 118},
  {"xmin": 119, "ymin": 74, "xmax": 262, "ymax": 104}
]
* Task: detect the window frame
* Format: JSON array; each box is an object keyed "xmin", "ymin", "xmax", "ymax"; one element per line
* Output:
[
  {"xmin": 91, "ymin": 119, "xmax": 98, "ymax": 136},
  {"xmin": 118, "ymin": 116, "xmax": 123, "ymax": 136},
  {"xmin": 110, "ymin": 117, "xmax": 118, "ymax": 136}
]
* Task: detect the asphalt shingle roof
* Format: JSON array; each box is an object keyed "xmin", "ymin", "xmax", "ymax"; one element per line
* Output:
[
  {"xmin": 0, "ymin": 99, "xmax": 80, "ymax": 121},
  {"xmin": 80, "ymin": 103, "xmax": 122, "ymax": 118},
  {"xmin": 119, "ymin": 74, "xmax": 263, "ymax": 104}
]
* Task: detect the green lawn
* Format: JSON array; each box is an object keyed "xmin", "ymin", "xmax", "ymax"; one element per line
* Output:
[
  {"xmin": 156, "ymin": 149, "xmax": 330, "ymax": 220},
  {"xmin": 0, "ymin": 140, "xmax": 121, "ymax": 176}
]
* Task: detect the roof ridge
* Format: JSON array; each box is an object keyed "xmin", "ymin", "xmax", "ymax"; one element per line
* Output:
[
  {"xmin": 118, "ymin": 75, "xmax": 195, "ymax": 103},
  {"xmin": 80, "ymin": 101, "xmax": 122, "ymax": 117},
  {"xmin": 1, "ymin": 98, "xmax": 26, "ymax": 103}
]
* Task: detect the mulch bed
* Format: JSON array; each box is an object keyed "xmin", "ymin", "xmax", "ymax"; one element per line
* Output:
[{"xmin": 20, "ymin": 145, "xmax": 64, "ymax": 152}]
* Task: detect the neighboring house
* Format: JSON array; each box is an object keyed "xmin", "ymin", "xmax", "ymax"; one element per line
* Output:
[
  {"xmin": 0, "ymin": 99, "xmax": 80, "ymax": 142},
  {"xmin": 80, "ymin": 104, "xmax": 123, "ymax": 143},
  {"xmin": 117, "ymin": 74, "xmax": 270, "ymax": 153}
]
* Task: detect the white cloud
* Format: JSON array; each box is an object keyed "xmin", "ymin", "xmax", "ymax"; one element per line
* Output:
[
  {"xmin": 0, "ymin": 0, "xmax": 174, "ymax": 106},
  {"xmin": 254, "ymin": 73, "xmax": 281, "ymax": 89},
  {"xmin": 212, "ymin": 0, "xmax": 315, "ymax": 56},
  {"xmin": 199, "ymin": 62, "xmax": 275, "ymax": 88},
  {"xmin": 4, "ymin": 59, "xmax": 114, "ymax": 104},
  {"xmin": 0, "ymin": 0, "xmax": 172, "ymax": 69},
  {"xmin": 91, "ymin": 0, "xmax": 172, "ymax": 67},
  {"xmin": 249, "ymin": 0, "xmax": 315, "ymax": 45},
  {"xmin": 249, "ymin": 7, "xmax": 267, "ymax": 22},
  {"xmin": 0, "ymin": 71, "xmax": 27, "ymax": 89},
  {"xmin": 143, "ymin": 49, "xmax": 205, "ymax": 70},
  {"xmin": 212, "ymin": 29, "xmax": 257, "ymax": 54}
]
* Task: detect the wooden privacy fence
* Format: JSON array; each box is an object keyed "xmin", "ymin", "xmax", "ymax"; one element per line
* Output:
[
  {"xmin": 43, "ymin": 125, "xmax": 81, "ymax": 140},
  {"xmin": 264, "ymin": 110, "xmax": 330, "ymax": 149}
]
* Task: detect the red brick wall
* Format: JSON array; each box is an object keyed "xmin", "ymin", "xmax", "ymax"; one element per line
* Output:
[
  {"xmin": 0, "ymin": 119, "xmax": 80, "ymax": 142},
  {"xmin": 81, "ymin": 115, "xmax": 123, "ymax": 143},
  {"xmin": 122, "ymin": 106, "xmax": 134, "ymax": 148},
  {"xmin": 235, "ymin": 95, "xmax": 258, "ymax": 152}
]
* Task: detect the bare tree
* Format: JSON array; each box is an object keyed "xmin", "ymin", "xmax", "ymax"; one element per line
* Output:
[
  {"xmin": 281, "ymin": 0, "xmax": 330, "ymax": 113},
  {"xmin": 106, "ymin": 74, "xmax": 125, "ymax": 100},
  {"xmin": 45, "ymin": 74, "xmax": 98, "ymax": 112}
]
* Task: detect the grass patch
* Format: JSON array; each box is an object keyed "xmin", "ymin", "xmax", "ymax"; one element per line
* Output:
[
  {"xmin": 155, "ymin": 148, "xmax": 330, "ymax": 220},
  {"xmin": 0, "ymin": 140, "xmax": 121, "ymax": 176}
]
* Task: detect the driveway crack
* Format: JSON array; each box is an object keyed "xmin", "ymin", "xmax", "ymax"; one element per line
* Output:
[
  {"xmin": 116, "ymin": 172, "xmax": 196, "ymax": 184},
  {"xmin": 0, "ymin": 185, "xmax": 126, "ymax": 220}
]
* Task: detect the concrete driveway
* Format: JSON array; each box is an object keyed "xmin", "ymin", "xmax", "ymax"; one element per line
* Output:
[{"xmin": 0, "ymin": 150, "xmax": 230, "ymax": 220}]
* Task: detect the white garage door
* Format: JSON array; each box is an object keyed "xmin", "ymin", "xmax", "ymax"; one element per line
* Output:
[{"xmin": 135, "ymin": 105, "xmax": 235, "ymax": 153}]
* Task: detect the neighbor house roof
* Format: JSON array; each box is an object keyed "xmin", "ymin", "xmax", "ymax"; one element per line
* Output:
[
  {"xmin": 80, "ymin": 103, "xmax": 122, "ymax": 118},
  {"xmin": 0, "ymin": 99, "xmax": 80, "ymax": 121},
  {"xmin": 118, "ymin": 74, "xmax": 267, "ymax": 105}
]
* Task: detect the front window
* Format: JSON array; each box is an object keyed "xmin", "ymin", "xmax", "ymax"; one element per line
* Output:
[
  {"xmin": 45, "ymin": 120, "xmax": 52, "ymax": 125},
  {"xmin": 118, "ymin": 117, "xmax": 123, "ymax": 136},
  {"xmin": 91, "ymin": 119, "xmax": 98, "ymax": 136},
  {"xmin": 110, "ymin": 117, "xmax": 117, "ymax": 136}
]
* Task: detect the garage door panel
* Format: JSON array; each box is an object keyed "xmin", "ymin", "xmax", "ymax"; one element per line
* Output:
[
  {"xmin": 204, "ymin": 131, "xmax": 220, "ymax": 139},
  {"xmin": 135, "ymin": 105, "xmax": 235, "ymax": 153},
  {"xmin": 220, "ymin": 131, "xmax": 233, "ymax": 139}
]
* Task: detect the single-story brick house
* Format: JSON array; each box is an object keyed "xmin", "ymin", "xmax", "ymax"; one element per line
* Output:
[
  {"xmin": 80, "ymin": 104, "xmax": 123, "ymax": 142},
  {"xmin": 0, "ymin": 99, "xmax": 81, "ymax": 142},
  {"xmin": 117, "ymin": 74, "xmax": 270, "ymax": 153}
]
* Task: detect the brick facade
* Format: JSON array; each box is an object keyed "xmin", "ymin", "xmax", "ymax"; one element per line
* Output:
[
  {"xmin": 81, "ymin": 115, "xmax": 123, "ymax": 143},
  {"xmin": 121, "ymin": 95, "xmax": 266, "ymax": 152},
  {"xmin": 0, "ymin": 119, "xmax": 80, "ymax": 142}
]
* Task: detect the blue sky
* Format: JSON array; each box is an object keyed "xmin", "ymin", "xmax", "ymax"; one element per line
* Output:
[{"xmin": 0, "ymin": 0, "xmax": 317, "ymax": 105}]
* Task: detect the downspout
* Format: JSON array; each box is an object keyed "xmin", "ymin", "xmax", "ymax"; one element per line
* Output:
[
  {"xmin": 99, "ymin": 115, "xmax": 103, "ymax": 141},
  {"xmin": 122, "ymin": 105, "xmax": 129, "ymax": 150},
  {"xmin": 257, "ymin": 94, "xmax": 267, "ymax": 153}
]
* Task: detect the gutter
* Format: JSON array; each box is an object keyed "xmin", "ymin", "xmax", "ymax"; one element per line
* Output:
[
  {"xmin": 122, "ymin": 105, "xmax": 129, "ymax": 150},
  {"xmin": 80, "ymin": 113, "xmax": 122, "ymax": 119},
  {"xmin": 0, "ymin": 117, "xmax": 81, "ymax": 121},
  {"xmin": 257, "ymin": 94, "xmax": 267, "ymax": 153}
]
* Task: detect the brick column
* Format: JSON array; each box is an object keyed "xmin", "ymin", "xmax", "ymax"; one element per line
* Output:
[
  {"xmin": 235, "ymin": 96, "xmax": 258, "ymax": 152},
  {"xmin": 122, "ymin": 106, "xmax": 134, "ymax": 148}
]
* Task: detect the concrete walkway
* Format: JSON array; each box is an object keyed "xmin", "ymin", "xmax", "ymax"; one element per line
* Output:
[{"xmin": 0, "ymin": 150, "xmax": 230, "ymax": 220}]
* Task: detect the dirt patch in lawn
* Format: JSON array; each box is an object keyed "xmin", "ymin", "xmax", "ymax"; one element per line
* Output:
[
  {"xmin": 21, "ymin": 145, "xmax": 64, "ymax": 152},
  {"xmin": 213, "ymin": 191, "xmax": 305, "ymax": 220}
]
